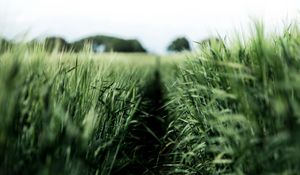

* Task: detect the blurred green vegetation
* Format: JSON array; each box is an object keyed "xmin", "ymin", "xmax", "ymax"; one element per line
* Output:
[
  {"xmin": 44, "ymin": 37, "xmax": 71, "ymax": 52},
  {"xmin": 164, "ymin": 22, "xmax": 300, "ymax": 174},
  {"xmin": 0, "ymin": 35, "xmax": 147, "ymax": 54},
  {"xmin": 167, "ymin": 37, "xmax": 191, "ymax": 52},
  {"xmin": 1, "ymin": 22, "xmax": 300, "ymax": 175},
  {"xmin": 0, "ymin": 38, "xmax": 13, "ymax": 53},
  {"xmin": 71, "ymin": 35, "xmax": 147, "ymax": 53}
]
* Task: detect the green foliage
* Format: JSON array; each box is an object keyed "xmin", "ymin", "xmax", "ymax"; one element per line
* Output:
[
  {"xmin": 44, "ymin": 37, "xmax": 71, "ymax": 52},
  {"xmin": 197, "ymin": 37, "xmax": 222, "ymax": 49},
  {"xmin": 1, "ymin": 22, "xmax": 300, "ymax": 175},
  {"xmin": 72, "ymin": 35, "xmax": 147, "ymax": 53},
  {"xmin": 165, "ymin": 23, "xmax": 300, "ymax": 174},
  {"xmin": 0, "ymin": 35, "xmax": 147, "ymax": 53},
  {"xmin": 167, "ymin": 37, "xmax": 191, "ymax": 52},
  {"xmin": 0, "ymin": 38, "xmax": 13, "ymax": 53},
  {"xmin": 0, "ymin": 50, "xmax": 154, "ymax": 174}
]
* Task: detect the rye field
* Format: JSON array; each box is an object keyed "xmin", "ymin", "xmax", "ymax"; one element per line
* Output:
[{"xmin": 1, "ymin": 24, "xmax": 300, "ymax": 175}]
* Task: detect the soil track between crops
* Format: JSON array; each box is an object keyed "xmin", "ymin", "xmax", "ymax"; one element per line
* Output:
[{"xmin": 113, "ymin": 63, "xmax": 171, "ymax": 175}]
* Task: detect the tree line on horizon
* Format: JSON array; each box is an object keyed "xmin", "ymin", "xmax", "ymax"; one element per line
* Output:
[{"xmin": 0, "ymin": 35, "xmax": 220, "ymax": 53}]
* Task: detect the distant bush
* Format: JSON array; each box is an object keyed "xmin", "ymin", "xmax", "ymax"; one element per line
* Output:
[
  {"xmin": 44, "ymin": 37, "xmax": 71, "ymax": 52},
  {"xmin": 167, "ymin": 37, "xmax": 191, "ymax": 52},
  {"xmin": 0, "ymin": 38, "xmax": 13, "ymax": 53}
]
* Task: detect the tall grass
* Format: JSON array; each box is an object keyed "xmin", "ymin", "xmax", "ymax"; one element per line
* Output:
[
  {"xmin": 1, "ymin": 22, "xmax": 300, "ymax": 175},
  {"xmin": 165, "ymin": 23, "xmax": 300, "ymax": 174},
  {"xmin": 0, "ymin": 47, "xmax": 156, "ymax": 174}
]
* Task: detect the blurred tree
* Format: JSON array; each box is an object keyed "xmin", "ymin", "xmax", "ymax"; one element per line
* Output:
[
  {"xmin": 71, "ymin": 35, "xmax": 147, "ymax": 53},
  {"xmin": 44, "ymin": 37, "xmax": 71, "ymax": 52},
  {"xmin": 0, "ymin": 38, "xmax": 13, "ymax": 53},
  {"xmin": 167, "ymin": 37, "xmax": 191, "ymax": 52},
  {"xmin": 2, "ymin": 35, "xmax": 147, "ymax": 53}
]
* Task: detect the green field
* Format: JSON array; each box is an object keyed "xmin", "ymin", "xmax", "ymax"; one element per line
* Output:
[{"xmin": 1, "ymin": 24, "xmax": 300, "ymax": 175}]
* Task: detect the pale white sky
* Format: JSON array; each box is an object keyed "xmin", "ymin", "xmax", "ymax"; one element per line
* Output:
[{"xmin": 0, "ymin": 0, "xmax": 299, "ymax": 53}]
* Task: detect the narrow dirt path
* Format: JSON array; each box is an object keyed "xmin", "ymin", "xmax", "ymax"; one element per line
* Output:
[{"xmin": 113, "ymin": 59, "xmax": 171, "ymax": 175}]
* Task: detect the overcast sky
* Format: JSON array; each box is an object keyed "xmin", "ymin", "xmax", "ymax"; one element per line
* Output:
[{"xmin": 0, "ymin": 0, "xmax": 299, "ymax": 53}]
